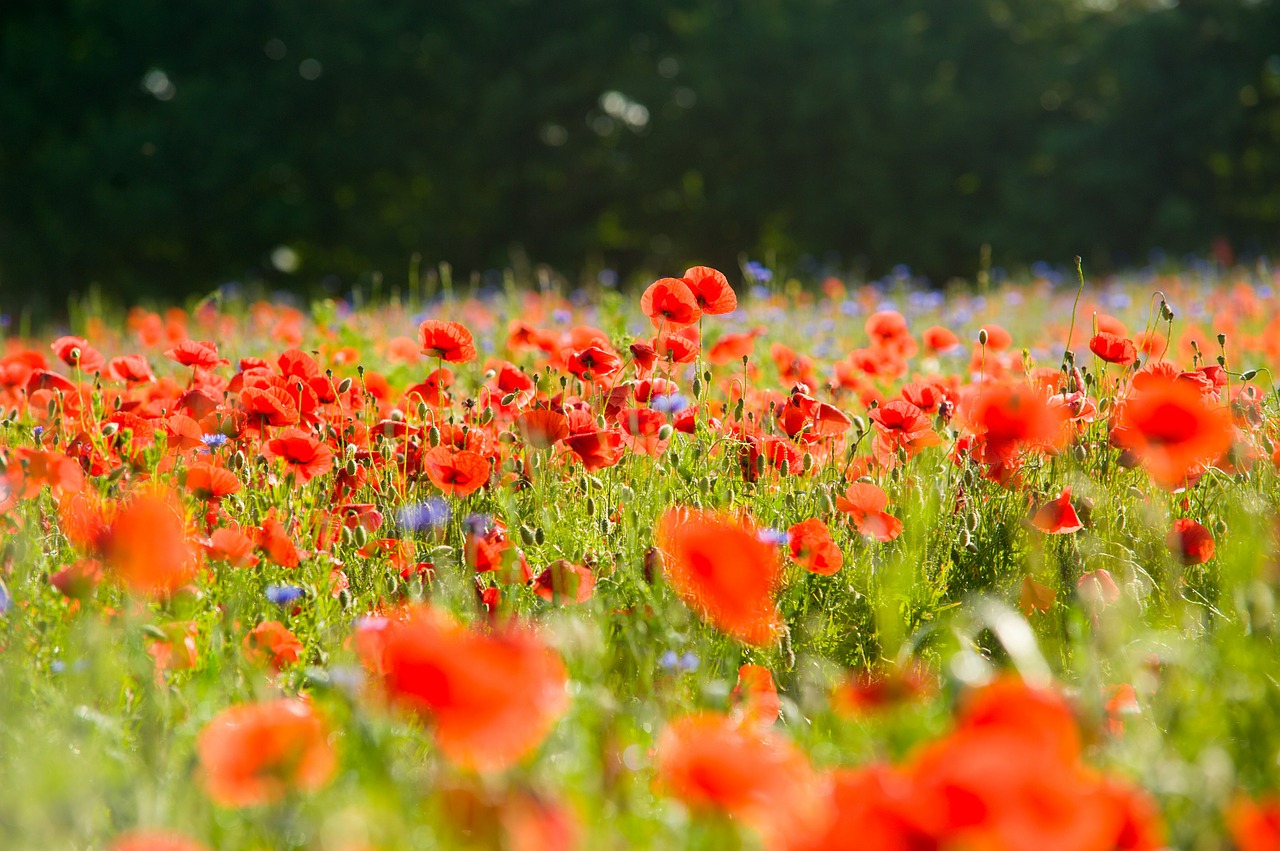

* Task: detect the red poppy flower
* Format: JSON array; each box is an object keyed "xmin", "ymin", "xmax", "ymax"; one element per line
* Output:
[
  {"xmin": 978, "ymin": 323, "xmax": 1013, "ymax": 350},
  {"xmin": 1090, "ymin": 332, "xmax": 1138, "ymax": 366},
  {"xmin": 196, "ymin": 698, "xmax": 336, "ymax": 807},
  {"xmin": 205, "ymin": 525, "xmax": 259, "ymax": 568},
  {"xmin": 922, "ymin": 325, "xmax": 960, "ymax": 353},
  {"xmin": 107, "ymin": 354, "xmax": 155, "ymax": 383},
  {"xmin": 681, "ymin": 265, "xmax": 737, "ymax": 314},
  {"xmin": 835, "ymin": 482, "xmax": 903, "ymax": 542},
  {"xmin": 240, "ymin": 385, "xmax": 300, "ymax": 429},
  {"xmin": 357, "ymin": 605, "xmax": 569, "ymax": 771},
  {"xmin": 966, "ymin": 382, "xmax": 1067, "ymax": 462},
  {"xmin": 267, "ymin": 428, "xmax": 334, "ymax": 483},
  {"xmin": 423, "ymin": 446, "xmax": 490, "ymax": 497},
  {"xmin": 165, "ymin": 339, "xmax": 228, "ymax": 370},
  {"xmin": 564, "ymin": 345, "xmax": 623, "ymax": 381},
  {"xmin": 730, "ymin": 664, "xmax": 781, "ymax": 730},
  {"xmin": 833, "ymin": 664, "xmax": 935, "ymax": 716},
  {"xmin": 655, "ymin": 326, "xmax": 701, "ymax": 363},
  {"xmin": 619, "ymin": 407, "xmax": 670, "ymax": 457},
  {"xmin": 656, "ymin": 712, "xmax": 823, "ymax": 843},
  {"xmin": 257, "ymin": 511, "xmax": 300, "ymax": 568},
  {"xmin": 419, "ymin": 320, "xmax": 477, "ymax": 363},
  {"xmin": 1078, "ymin": 568, "xmax": 1121, "ymax": 611},
  {"xmin": 531, "ymin": 559, "xmax": 596, "ymax": 604},
  {"xmin": 1228, "ymin": 796, "xmax": 1280, "ymax": 851},
  {"xmin": 656, "ymin": 507, "xmax": 782, "ymax": 646},
  {"xmin": 515, "ymin": 408, "xmax": 570, "ymax": 449},
  {"xmin": 869, "ymin": 400, "xmax": 941, "ymax": 467},
  {"xmin": 1020, "ymin": 575, "xmax": 1057, "ymax": 615},
  {"xmin": 1115, "ymin": 375, "xmax": 1233, "ymax": 487},
  {"xmin": 243, "ymin": 621, "xmax": 304, "ymax": 671},
  {"xmin": 564, "ymin": 429, "xmax": 626, "ymax": 472},
  {"xmin": 109, "ymin": 831, "xmax": 211, "ymax": 851},
  {"xmin": 1167, "ymin": 518, "xmax": 1215, "ymax": 565},
  {"xmin": 104, "ymin": 490, "xmax": 199, "ymax": 596},
  {"xmin": 51, "ymin": 335, "xmax": 106, "ymax": 373},
  {"xmin": 708, "ymin": 328, "xmax": 762, "ymax": 365},
  {"xmin": 788, "ymin": 517, "xmax": 843, "ymax": 575},
  {"xmin": 4, "ymin": 447, "xmax": 84, "ymax": 500},
  {"xmin": 146, "ymin": 621, "xmax": 200, "ymax": 673},
  {"xmin": 1031, "ymin": 487, "xmax": 1084, "ymax": 534},
  {"xmin": 185, "ymin": 462, "xmax": 241, "ymax": 501},
  {"xmin": 640, "ymin": 278, "xmax": 702, "ymax": 329}
]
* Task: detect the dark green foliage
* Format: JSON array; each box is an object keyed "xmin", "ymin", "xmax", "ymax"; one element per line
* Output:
[{"xmin": 1, "ymin": 0, "xmax": 1278, "ymax": 311}]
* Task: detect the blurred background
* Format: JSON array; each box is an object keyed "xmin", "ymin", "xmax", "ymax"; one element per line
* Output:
[{"xmin": 2, "ymin": 0, "xmax": 1278, "ymax": 313}]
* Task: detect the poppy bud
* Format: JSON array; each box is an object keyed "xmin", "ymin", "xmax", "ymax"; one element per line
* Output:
[
  {"xmin": 1097, "ymin": 397, "xmax": 1110, "ymax": 414},
  {"xmin": 390, "ymin": 408, "xmax": 405, "ymax": 423},
  {"xmin": 1242, "ymin": 369, "xmax": 1258, "ymax": 382},
  {"xmin": 101, "ymin": 422, "xmax": 120, "ymax": 437},
  {"xmin": 351, "ymin": 525, "xmax": 368, "ymax": 549},
  {"xmin": 1073, "ymin": 444, "xmax": 1088, "ymax": 463},
  {"xmin": 408, "ymin": 575, "xmax": 426, "ymax": 601},
  {"xmin": 357, "ymin": 365, "xmax": 365, "ymax": 377},
  {"xmin": 754, "ymin": 454, "xmax": 766, "ymax": 477},
  {"xmin": 977, "ymin": 329, "xmax": 988, "ymax": 346},
  {"xmin": 338, "ymin": 589, "xmax": 353, "ymax": 610},
  {"xmin": 231, "ymin": 451, "xmax": 246, "ymax": 471},
  {"xmin": 586, "ymin": 497, "xmax": 596, "ymax": 517},
  {"xmin": 384, "ymin": 573, "xmax": 400, "ymax": 597},
  {"xmin": 345, "ymin": 457, "xmax": 358, "ymax": 477},
  {"xmin": 692, "ymin": 376, "xmax": 704, "ymax": 397},
  {"xmin": 821, "ymin": 491, "xmax": 835, "ymax": 514},
  {"xmin": 851, "ymin": 416, "xmax": 866, "ymax": 435},
  {"xmin": 599, "ymin": 517, "xmax": 610, "ymax": 536},
  {"xmin": 1217, "ymin": 333, "xmax": 1227, "ymax": 347},
  {"xmin": 341, "ymin": 526, "xmax": 354, "ymax": 546},
  {"xmin": 337, "ymin": 377, "xmax": 353, "ymax": 394},
  {"xmin": 658, "ymin": 424, "xmax": 674, "ymax": 441},
  {"xmin": 428, "ymin": 426, "xmax": 441, "ymax": 447},
  {"xmin": 417, "ymin": 402, "xmax": 429, "ymax": 420},
  {"xmin": 643, "ymin": 546, "xmax": 663, "ymax": 584},
  {"xmin": 501, "ymin": 391, "xmax": 519, "ymax": 406},
  {"xmin": 479, "ymin": 407, "xmax": 494, "ymax": 425},
  {"xmin": 69, "ymin": 347, "xmax": 82, "ymax": 364},
  {"xmin": 379, "ymin": 443, "xmax": 394, "ymax": 461},
  {"xmin": 534, "ymin": 526, "xmax": 546, "ymax": 545},
  {"xmin": 802, "ymin": 452, "xmax": 814, "ymax": 473},
  {"xmin": 668, "ymin": 448, "xmax": 681, "ymax": 467},
  {"xmin": 1213, "ymin": 519, "xmax": 1228, "ymax": 536},
  {"xmin": 959, "ymin": 529, "xmax": 972, "ymax": 548},
  {"xmin": 520, "ymin": 525, "xmax": 536, "ymax": 546}
]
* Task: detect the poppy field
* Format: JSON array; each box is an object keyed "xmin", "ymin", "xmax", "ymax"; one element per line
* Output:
[{"xmin": 5, "ymin": 263, "xmax": 1280, "ymax": 849}]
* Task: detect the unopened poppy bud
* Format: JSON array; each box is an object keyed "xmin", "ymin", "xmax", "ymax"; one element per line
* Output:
[
  {"xmin": 668, "ymin": 448, "xmax": 681, "ymax": 467},
  {"xmin": 352, "ymin": 525, "xmax": 369, "ymax": 548},
  {"xmin": 599, "ymin": 516, "xmax": 610, "ymax": 535},
  {"xmin": 345, "ymin": 457, "xmax": 358, "ymax": 477},
  {"xmin": 501, "ymin": 392, "xmax": 519, "ymax": 406},
  {"xmin": 977, "ymin": 329, "xmax": 988, "ymax": 346},
  {"xmin": 479, "ymin": 407, "xmax": 494, "ymax": 425},
  {"xmin": 390, "ymin": 408, "xmax": 405, "ymax": 423},
  {"xmin": 415, "ymin": 402, "xmax": 428, "ymax": 421},
  {"xmin": 379, "ymin": 443, "xmax": 395, "ymax": 461},
  {"xmin": 821, "ymin": 491, "xmax": 835, "ymax": 514},
  {"xmin": 341, "ymin": 526, "xmax": 354, "ymax": 546},
  {"xmin": 384, "ymin": 574, "xmax": 400, "ymax": 597},
  {"xmin": 534, "ymin": 526, "xmax": 545, "ymax": 545},
  {"xmin": 141, "ymin": 623, "xmax": 168, "ymax": 640},
  {"xmin": 965, "ymin": 541, "xmax": 979, "ymax": 554},
  {"xmin": 777, "ymin": 458, "xmax": 790, "ymax": 477},
  {"xmin": 338, "ymin": 588, "xmax": 353, "ymax": 610},
  {"xmin": 967, "ymin": 512, "xmax": 981, "ymax": 531},
  {"xmin": 1213, "ymin": 519, "xmax": 1228, "ymax": 536},
  {"xmin": 1097, "ymin": 397, "xmax": 1110, "ymax": 414},
  {"xmin": 802, "ymin": 452, "xmax": 814, "ymax": 472},
  {"xmin": 337, "ymin": 377, "xmax": 353, "ymax": 394},
  {"xmin": 254, "ymin": 453, "xmax": 269, "ymax": 467},
  {"xmin": 851, "ymin": 416, "xmax": 866, "ymax": 435},
  {"xmin": 408, "ymin": 575, "xmax": 426, "ymax": 601},
  {"xmin": 754, "ymin": 454, "xmax": 766, "ymax": 477},
  {"xmin": 101, "ymin": 422, "xmax": 119, "ymax": 437},
  {"xmin": 643, "ymin": 546, "xmax": 663, "ymax": 584},
  {"xmin": 427, "ymin": 426, "xmax": 441, "ymax": 447},
  {"xmin": 46, "ymin": 398, "xmax": 58, "ymax": 418},
  {"xmin": 657, "ymin": 423, "xmax": 674, "ymax": 441},
  {"xmin": 959, "ymin": 529, "xmax": 972, "ymax": 548},
  {"xmin": 1242, "ymin": 369, "xmax": 1259, "ymax": 381},
  {"xmin": 513, "ymin": 458, "xmax": 525, "ymax": 476},
  {"xmin": 1073, "ymin": 444, "xmax": 1087, "ymax": 463},
  {"xmin": 1218, "ymin": 333, "xmax": 1227, "ymax": 347},
  {"xmin": 585, "ymin": 496, "xmax": 597, "ymax": 517},
  {"xmin": 692, "ymin": 376, "xmax": 704, "ymax": 397}
]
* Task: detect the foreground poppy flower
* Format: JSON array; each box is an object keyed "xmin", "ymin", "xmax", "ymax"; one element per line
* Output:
[
  {"xmin": 196, "ymin": 698, "xmax": 336, "ymax": 807},
  {"xmin": 419, "ymin": 320, "xmax": 477, "ymax": 363},
  {"xmin": 656, "ymin": 507, "xmax": 782, "ymax": 646},
  {"xmin": 656, "ymin": 712, "xmax": 824, "ymax": 842},
  {"xmin": 423, "ymin": 446, "xmax": 490, "ymax": 497},
  {"xmin": 1090, "ymin": 332, "xmax": 1138, "ymax": 366},
  {"xmin": 641, "ymin": 277, "xmax": 701, "ymax": 329},
  {"xmin": 787, "ymin": 517, "xmax": 843, "ymax": 575},
  {"xmin": 1031, "ymin": 487, "xmax": 1084, "ymax": 534},
  {"xmin": 357, "ymin": 605, "xmax": 569, "ymax": 771},
  {"xmin": 1167, "ymin": 518, "xmax": 1215, "ymax": 565},
  {"xmin": 1115, "ymin": 375, "xmax": 1232, "ymax": 487},
  {"xmin": 104, "ymin": 490, "xmax": 199, "ymax": 596},
  {"xmin": 835, "ymin": 482, "xmax": 903, "ymax": 542},
  {"xmin": 681, "ymin": 266, "xmax": 737, "ymax": 314},
  {"xmin": 516, "ymin": 408, "xmax": 569, "ymax": 449},
  {"xmin": 109, "ymin": 831, "xmax": 211, "ymax": 851},
  {"xmin": 966, "ymin": 382, "xmax": 1067, "ymax": 463}
]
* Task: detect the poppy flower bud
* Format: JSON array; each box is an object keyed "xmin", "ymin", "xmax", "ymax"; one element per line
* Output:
[
  {"xmin": 338, "ymin": 589, "xmax": 353, "ymax": 610},
  {"xmin": 959, "ymin": 529, "xmax": 972, "ymax": 548},
  {"xmin": 415, "ymin": 402, "xmax": 429, "ymax": 421},
  {"xmin": 501, "ymin": 392, "xmax": 519, "ymax": 406},
  {"xmin": 408, "ymin": 575, "xmax": 426, "ymax": 601},
  {"xmin": 352, "ymin": 525, "xmax": 369, "ymax": 548},
  {"xmin": 1213, "ymin": 519, "xmax": 1228, "ymax": 536},
  {"xmin": 669, "ymin": 448, "xmax": 681, "ymax": 467},
  {"xmin": 101, "ymin": 422, "xmax": 120, "ymax": 437},
  {"xmin": 977, "ymin": 329, "xmax": 989, "ymax": 346},
  {"xmin": 384, "ymin": 573, "xmax": 400, "ymax": 597},
  {"xmin": 965, "ymin": 541, "xmax": 979, "ymax": 554},
  {"xmin": 534, "ymin": 526, "xmax": 546, "ymax": 545},
  {"xmin": 1073, "ymin": 444, "xmax": 1088, "ymax": 463},
  {"xmin": 643, "ymin": 546, "xmax": 663, "ymax": 584},
  {"xmin": 851, "ymin": 416, "xmax": 866, "ymax": 435},
  {"xmin": 390, "ymin": 408, "xmax": 405, "ymax": 422},
  {"xmin": 379, "ymin": 443, "xmax": 395, "ymax": 461},
  {"xmin": 754, "ymin": 454, "xmax": 767, "ymax": 477},
  {"xmin": 345, "ymin": 457, "xmax": 358, "ymax": 477},
  {"xmin": 1217, "ymin": 333, "xmax": 1227, "ymax": 347},
  {"xmin": 519, "ymin": 525, "xmax": 536, "ymax": 545},
  {"xmin": 1242, "ymin": 369, "xmax": 1258, "ymax": 382},
  {"xmin": 821, "ymin": 491, "xmax": 835, "ymax": 514},
  {"xmin": 428, "ymin": 426, "xmax": 441, "ymax": 447},
  {"xmin": 479, "ymin": 407, "xmax": 494, "ymax": 425},
  {"xmin": 599, "ymin": 516, "xmax": 610, "ymax": 536},
  {"xmin": 802, "ymin": 452, "xmax": 814, "ymax": 473},
  {"xmin": 693, "ymin": 376, "xmax": 704, "ymax": 397},
  {"xmin": 658, "ymin": 424, "xmax": 674, "ymax": 441},
  {"xmin": 341, "ymin": 526, "xmax": 354, "ymax": 546},
  {"xmin": 337, "ymin": 377, "xmax": 353, "ymax": 394},
  {"xmin": 254, "ymin": 453, "xmax": 269, "ymax": 467},
  {"xmin": 69, "ymin": 347, "xmax": 82, "ymax": 364},
  {"xmin": 586, "ymin": 497, "xmax": 597, "ymax": 517}
]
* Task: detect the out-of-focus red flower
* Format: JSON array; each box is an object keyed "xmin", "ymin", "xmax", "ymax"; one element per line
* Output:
[
  {"xmin": 788, "ymin": 517, "xmax": 843, "ymax": 575},
  {"xmin": 1114, "ymin": 375, "xmax": 1232, "ymax": 487},
  {"xmin": 109, "ymin": 831, "xmax": 211, "ymax": 851},
  {"xmin": 835, "ymin": 482, "xmax": 903, "ymax": 542},
  {"xmin": 1228, "ymin": 796, "xmax": 1280, "ymax": 851},
  {"xmin": 531, "ymin": 559, "xmax": 596, "ymax": 604},
  {"xmin": 104, "ymin": 490, "xmax": 199, "ymax": 597},
  {"xmin": 419, "ymin": 320, "xmax": 477, "ymax": 363},
  {"xmin": 243, "ymin": 620, "xmax": 304, "ymax": 671},
  {"xmin": 731, "ymin": 664, "xmax": 782, "ymax": 730},
  {"xmin": 1166, "ymin": 517, "xmax": 1215, "ymax": 565},
  {"xmin": 1031, "ymin": 487, "xmax": 1084, "ymax": 534},
  {"xmin": 196, "ymin": 698, "xmax": 336, "ymax": 807}
]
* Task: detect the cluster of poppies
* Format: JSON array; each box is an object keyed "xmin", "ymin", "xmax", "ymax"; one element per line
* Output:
[{"xmin": 2, "ymin": 266, "xmax": 1279, "ymax": 849}]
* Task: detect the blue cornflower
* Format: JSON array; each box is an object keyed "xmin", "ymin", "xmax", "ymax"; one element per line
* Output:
[
  {"xmin": 201, "ymin": 433, "xmax": 228, "ymax": 450},
  {"xmin": 660, "ymin": 650, "xmax": 680, "ymax": 671},
  {"xmin": 745, "ymin": 261, "xmax": 773, "ymax": 283},
  {"xmin": 598, "ymin": 269, "xmax": 619, "ymax": 288},
  {"xmin": 463, "ymin": 513, "xmax": 494, "ymax": 536},
  {"xmin": 650, "ymin": 393, "xmax": 689, "ymax": 415},
  {"xmin": 398, "ymin": 498, "xmax": 452, "ymax": 532},
  {"xmin": 266, "ymin": 584, "xmax": 306, "ymax": 606},
  {"xmin": 757, "ymin": 528, "xmax": 790, "ymax": 547},
  {"xmin": 679, "ymin": 652, "xmax": 699, "ymax": 672},
  {"xmin": 0, "ymin": 579, "xmax": 9, "ymax": 616},
  {"xmin": 552, "ymin": 309, "xmax": 573, "ymax": 324}
]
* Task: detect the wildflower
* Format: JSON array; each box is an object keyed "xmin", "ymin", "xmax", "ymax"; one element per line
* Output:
[
  {"xmin": 1031, "ymin": 487, "xmax": 1084, "ymax": 534},
  {"xmin": 0, "ymin": 578, "xmax": 9, "ymax": 616},
  {"xmin": 184, "ymin": 462, "xmax": 241, "ymax": 501},
  {"xmin": 531, "ymin": 559, "xmax": 596, "ymax": 604},
  {"xmin": 418, "ymin": 320, "xmax": 477, "ymax": 363},
  {"xmin": 835, "ymin": 482, "xmax": 903, "ymax": 542},
  {"xmin": 640, "ymin": 278, "xmax": 702, "ymax": 329},
  {"xmin": 423, "ymin": 446, "xmax": 490, "ymax": 498},
  {"xmin": 243, "ymin": 620, "xmax": 304, "ymax": 671},
  {"xmin": 200, "ymin": 432, "xmax": 228, "ymax": 451},
  {"xmin": 1078, "ymin": 568, "xmax": 1121, "ymax": 611},
  {"xmin": 104, "ymin": 490, "xmax": 199, "ymax": 597},
  {"xmin": 1227, "ymin": 796, "xmax": 1280, "ymax": 851},
  {"xmin": 107, "ymin": 354, "xmax": 155, "ymax": 383},
  {"xmin": 165, "ymin": 339, "xmax": 229, "ymax": 370},
  {"xmin": 196, "ymin": 698, "xmax": 336, "ymax": 807},
  {"xmin": 730, "ymin": 664, "xmax": 781, "ymax": 729},
  {"xmin": 787, "ymin": 517, "xmax": 843, "ymax": 575},
  {"xmin": 109, "ymin": 830, "xmax": 211, "ymax": 851},
  {"xmin": 266, "ymin": 428, "xmax": 334, "ymax": 483},
  {"xmin": 516, "ymin": 408, "xmax": 570, "ymax": 449},
  {"xmin": 1114, "ymin": 375, "xmax": 1232, "ymax": 487},
  {"xmin": 398, "ymin": 498, "xmax": 452, "ymax": 532},
  {"xmin": 745, "ymin": 260, "xmax": 773, "ymax": 283},
  {"xmin": 51, "ymin": 335, "xmax": 105, "ymax": 372},
  {"xmin": 1167, "ymin": 518, "xmax": 1215, "ymax": 565},
  {"xmin": 1090, "ymin": 332, "xmax": 1138, "ymax": 366},
  {"xmin": 649, "ymin": 392, "xmax": 690, "ymax": 415},
  {"xmin": 265, "ymin": 584, "xmax": 306, "ymax": 606},
  {"xmin": 356, "ymin": 604, "xmax": 569, "ymax": 771},
  {"xmin": 681, "ymin": 266, "xmax": 737, "ymax": 314},
  {"xmin": 656, "ymin": 507, "xmax": 782, "ymax": 646}
]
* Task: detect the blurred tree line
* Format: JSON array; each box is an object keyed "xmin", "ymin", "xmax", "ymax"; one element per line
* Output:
[{"xmin": 1, "ymin": 0, "xmax": 1278, "ymax": 311}]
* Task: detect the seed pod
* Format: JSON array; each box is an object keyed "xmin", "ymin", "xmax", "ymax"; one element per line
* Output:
[
  {"xmin": 965, "ymin": 541, "xmax": 979, "ymax": 554},
  {"xmin": 643, "ymin": 546, "xmax": 663, "ymax": 584},
  {"xmin": 1213, "ymin": 519, "xmax": 1228, "ymax": 536},
  {"xmin": 1218, "ymin": 333, "xmax": 1227, "ymax": 347}
]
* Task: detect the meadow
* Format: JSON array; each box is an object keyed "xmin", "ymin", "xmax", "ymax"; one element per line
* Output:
[{"xmin": 2, "ymin": 262, "xmax": 1280, "ymax": 850}]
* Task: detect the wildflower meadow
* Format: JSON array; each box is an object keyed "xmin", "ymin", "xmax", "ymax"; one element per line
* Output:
[{"xmin": 5, "ymin": 262, "xmax": 1280, "ymax": 850}]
